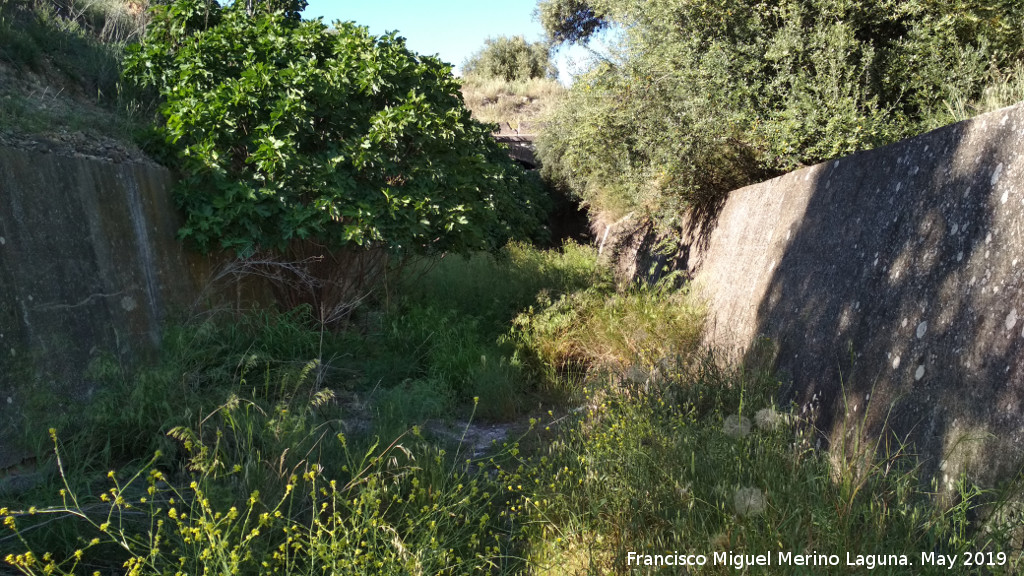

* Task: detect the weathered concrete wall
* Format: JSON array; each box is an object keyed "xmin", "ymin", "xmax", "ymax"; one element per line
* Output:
[
  {"xmin": 693, "ymin": 103, "xmax": 1024, "ymax": 488},
  {"xmin": 0, "ymin": 147, "xmax": 204, "ymax": 470}
]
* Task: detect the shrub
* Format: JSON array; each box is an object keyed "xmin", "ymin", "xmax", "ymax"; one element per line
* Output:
[
  {"xmin": 537, "ymin": 0, "xmax": 1024, "ymax": 221},
  {"xmin": 123, "ymin": 0, "xmax": 548, "ymax": 257},
  {"xmin": 462, "ymin": 35, "xmax": 555, "ymax": 82}
]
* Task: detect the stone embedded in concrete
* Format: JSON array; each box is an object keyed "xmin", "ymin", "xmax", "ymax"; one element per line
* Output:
[{"xmin": 692, "ymin": 102, "xmax": 1024, "ymax": 487}]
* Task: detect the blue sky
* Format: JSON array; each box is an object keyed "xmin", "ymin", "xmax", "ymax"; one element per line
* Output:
[{"xmin": 301, "ymin": 0, "xmax": 548, "ymax": 76}]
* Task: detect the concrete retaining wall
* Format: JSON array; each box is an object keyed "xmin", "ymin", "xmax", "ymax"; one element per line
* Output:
[
  {"xmin": 692, "ymin": 103, "xmax": 1024, "ymax": 487},
  {"xmin": 0, "ymin": 148, "xmax": 204, "ymax": 470}
]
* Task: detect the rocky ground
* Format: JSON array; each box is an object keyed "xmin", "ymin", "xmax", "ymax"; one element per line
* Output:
[
  {"xmin": 0, "ymin": 57, "xmax": 150, "ymax": 164},
  {"xmin": 0, "ymin": 127, "xmax": 149, "ymax": 163}
]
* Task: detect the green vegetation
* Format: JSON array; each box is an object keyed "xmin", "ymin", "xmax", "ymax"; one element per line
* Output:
[
  {"xmin": 0, "ymin": 243, "xmax": 601, "ymax": 574},
  {"xmin": 947, "ymin": 62, "xmax": 1024, "ymax": 123},
  {"xmin": 510, "ymin": 277, "xmax": 702, "ymax": 379},
  {"xmin": 0, "ymin": 0, "xmax": 144, "ymax": 93},
  {"xmin": 0, "ymin": 0, "xmax": 152, "ymax": 137},
  {"xmin": 5, "ymin": 243, "xmax": 1022, "ymax": 574},
  {"xmin": 462, "ymin": 35, "xmax": 555, "ymax": 82},
  {"xmin": 536, "ymin": 0, "xmax": 1024, "ymax": 218},
  {"xmin": 523, "ymin": 354, "xmax": 1020, "ymax": 575},
  {"xmin": 4, "ymin": 0, "xmax": 1024, "ymax": 574},
  {"xmin": 536, "ymin": 0, "xmax": 606, "ymax": 46},
  {"xmin": 458, "ymin": 35, "xmax": 564, "ymax": 134},
  {"xmin": 124, "ymin": 0, "xmax": 547, "ymax": 257}
]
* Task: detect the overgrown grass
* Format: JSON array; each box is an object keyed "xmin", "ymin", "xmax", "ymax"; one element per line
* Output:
[
  {"xmin": 370, "ymin": 242, "xmax": 607, "ymax": 422},
  {"xmin": 0, "ymin": 0, "xmax": 146, "ymax": 80},
  {"xmin": 0, "ymin": 297, "xmax": 529, "ymax": 572},
  {"xmin": 2, "ymin": 242, "xmax": 603, "ymax": 492},
  {"xmin": 8, "ymin": 242, "xmax": 602, "ymax": 475},
  {"xmin": 946, "ymin": 62, "xmax": 1024, "ymax": 123},
  {"xmin": 504, "ymin": 273, "xmax": 703, "ymax": 405},
  {"xmin": 0, "ymin": 89, "xmax": 137, "ymax": 137},
  {"xmin": 3, "ymin": 243, "xmax": 1023, "ymax": 574},
  {"xmin": 4, "ymin": 398, "xmax": 526, "ymax": 575},
  {"xmin": 520, "ymin": 352, "xmax": 1023, "ymax": 574},
  {"xmin": 402, "ymin": 241, "xmax": 605, "ymax": 333},
  {"xmin": 460, "ymin": 75, "xmax": 565, "ymax": 128},
  {"xmin": 0, "ymin": 0, "xmax": 150, "ymax": 136}
]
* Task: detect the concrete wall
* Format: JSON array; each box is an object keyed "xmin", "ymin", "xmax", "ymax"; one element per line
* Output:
[
  {"xmin": 692, "ymin": 103, "xmax": 1024, "ymax": 487},
  {"xmin": 0, "ymin": 147, "xmax": 204, "ymax": 470}
]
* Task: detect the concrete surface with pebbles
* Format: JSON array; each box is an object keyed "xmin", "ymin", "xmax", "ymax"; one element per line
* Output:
[{"xmin": 692, "ymin": 102, "xmax": 1024, "ymax": 489}]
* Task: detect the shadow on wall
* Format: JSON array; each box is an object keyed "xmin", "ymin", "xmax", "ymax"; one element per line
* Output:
[{"xmin": 737, "ymin": 105, "xmax": 1024, "ymax": 487}]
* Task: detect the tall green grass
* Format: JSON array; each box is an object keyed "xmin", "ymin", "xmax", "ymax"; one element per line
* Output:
[
  {"xmin": 4, "ymin": 402, "xmax": 527, "ymax": 575},
  {"xmin": 401, "ymin": 241, "xmax": 605, "ymax": 331},
  {"xmin": 4, "ymin": 243, "xmax": 1023, "ymax": 574},
  {"xmin": 373, "ymin": 241, "xmax": 607, "ymax": 421},
  {"xmin": 946, "ymin": 62, "xmax": 1024, "ymax": 123},
  {"xmin": 519, "ymin": 351, "xmax": 1021, "ymax": 574}
]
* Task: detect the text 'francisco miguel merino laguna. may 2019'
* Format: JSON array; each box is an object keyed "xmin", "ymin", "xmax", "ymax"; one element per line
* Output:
[{"xmin": 625, "ymin": 550, "xmax": 1009, "ymax": 570}]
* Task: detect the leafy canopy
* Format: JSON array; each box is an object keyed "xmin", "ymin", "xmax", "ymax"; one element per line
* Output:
[
  {"xmin": 462, "ymin": 35, "xmax": 555, "ymax": 82},
  {"xmin": 124, "ymin": 0, "xmax": 547, "ymax": 256},
  {"xmin": 537, "ymin": 0, "xmax": 1024, "ymax": 219},
  {"xmin": 536, "ymin": 0, "xmax": 608, "ymax": 46}
]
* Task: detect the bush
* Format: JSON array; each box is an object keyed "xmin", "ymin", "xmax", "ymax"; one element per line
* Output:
[
  {"xmin": 462, "ymin": 35, "xmax": 555, "ymax": 82},
  {"xmin": 537, "ymin": 0, "xmax": 1024, "ymax": 220},
  {"xmin": 124, "ymin": 0, "xmax": 548, "ymax": 257}
]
